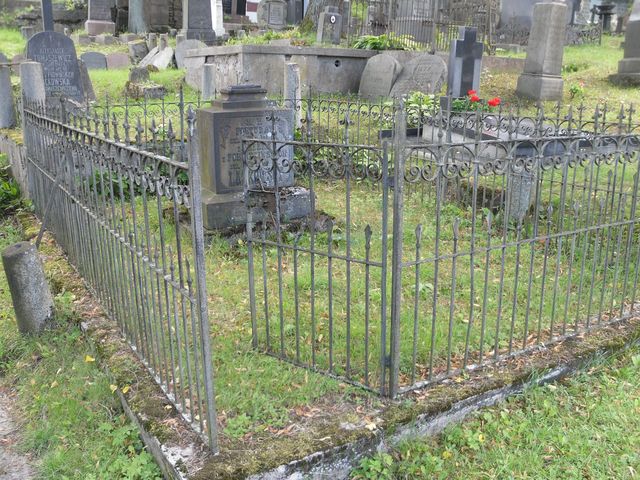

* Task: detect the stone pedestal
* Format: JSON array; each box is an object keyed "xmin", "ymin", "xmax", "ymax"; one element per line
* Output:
[
  {"xmin": 516, "ymin": 2, "xmax": 567, "ymax": 101},
  {"xmin": 197, "ymin": 85, "xmax": 311, "ymax": 230},
  {"xmin": 610, "ymin": 0, "xmax": 640, "ymax": 85}
]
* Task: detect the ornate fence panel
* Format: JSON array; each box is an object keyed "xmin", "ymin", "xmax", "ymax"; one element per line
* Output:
[{"xmin": 22, "ymin": 98, "xmax": 219, "ymax": 451}]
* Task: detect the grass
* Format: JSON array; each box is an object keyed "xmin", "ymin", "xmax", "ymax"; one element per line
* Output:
[
  {"xmin": 0, "ymin": 155, "xmax": 162, "ymax": 478},
  {"xmin": 351, "ymin": 344, "xmax": 640, "ymax": 479},
  {"xmin": 0, "ymin": 28, "xmax": 25, "ymax": 58}
]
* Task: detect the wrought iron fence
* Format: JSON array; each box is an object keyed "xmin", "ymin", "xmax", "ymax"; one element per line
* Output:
[
  {"xmin": 494, "ymin": 20, "xmax": 602, "ymax": 48},
  {"xmin": 242, "ymin": 96, "xmax": 640, "ymax": 397},
  {"xmin": 22, "ymin": 97, "xmax": 219, "ymax": 451}
]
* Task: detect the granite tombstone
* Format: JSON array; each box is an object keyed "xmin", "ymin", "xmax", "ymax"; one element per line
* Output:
[
  {"xmin": 26, "ymin": 31, "xmax": 85, "ymax": 102},
  {"xmin": 389, "ymin": 54, "xmax": 447, "ymax": 98},
  {"xmin": 182, "ymin": 0, "xmax": 217, "ymax": 45},
  {"xmin": 447, "ymin": 27, "xmax": 483, "ymax": 98},
  {"xmin": 80, "ymin": 51, "xmax": 108, "ymax": 70},
  {"xmin": 358, "ymin": 53, "xmax": 403, "ymax": 100},
  {"xmin": 85, "ymin": 0, "xmax": 116, "ymax": 36},
  {"xmin": 257, "ymin": 0, "xmax": 288, "ymax": 30},
  {"xmin": 610, "ymin": 0, "xmax": 640, "ymax": 85},
  {"xmin": 317, "ymin": 6, "xmax": 343, "ymax": 44}
]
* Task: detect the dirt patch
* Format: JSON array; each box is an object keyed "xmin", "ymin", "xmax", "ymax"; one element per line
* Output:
[{"xmin": 0, "ymin": 388, "xmax": 34, "ymax": 480}]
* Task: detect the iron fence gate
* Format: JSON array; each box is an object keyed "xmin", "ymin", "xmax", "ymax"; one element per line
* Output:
[
  {"xmin": 243, "ymin": 99, "xmax": 640, "ymax": 397},
  {"xmin": 22, "ymin": 98, "xmax": 219, "ymax": 451}
]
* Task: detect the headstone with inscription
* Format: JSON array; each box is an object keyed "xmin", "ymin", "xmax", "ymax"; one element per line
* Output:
[
  {"xmin": 516, "ymin": 2, "xmax": 567, "ymax": 101},
  {"xmin": 182, "ymin": 0, "xmax": 217, "ymax": 45},
  {"xmin": 389, "ymin": 53, "xmax": 447, "ymax": 98},
  {"xmin": 80, "ymin": 51, "xmax": 108, "ymax": 70},
  {"xmin": 447, "ymin": 27, "xmax": 483, "ymax": 98},
  {"xmin": 257, "ymin": 0, "xmax": 288, "ymax": 30},
  {"xmin": 316, "ymin": 6, "xmax": 342, "ymax": 44},
  {"xmin": 197, "ymin": 85, "xmax": 310, "ymax": 230},
  {"xmin": 85, "ymin": 0, "xmax": 116, "ymax": 36},
  {"xmin": 26, "ymin": 31, "xmax": 85, "ymax": 102}
]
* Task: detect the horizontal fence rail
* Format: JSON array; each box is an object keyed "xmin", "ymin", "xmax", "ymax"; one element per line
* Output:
[{"xmin": 22, "ymin": 97, "xmax": 218, "ymax": 451}]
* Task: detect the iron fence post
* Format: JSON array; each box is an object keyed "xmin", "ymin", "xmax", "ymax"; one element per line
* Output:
[{"xmin": 389, "ymin": 102, "xmax": 406, "ymax": 398}]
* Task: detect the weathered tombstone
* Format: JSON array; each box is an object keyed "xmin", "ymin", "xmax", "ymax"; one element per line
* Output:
[
  {"xmin": 85, "ymin": 0, "xmax": 116, "ymax": 36},
  {"xmin": 175, "ymin": 39, "xmax": 207, "ymax": 69},
  {"xmin": 0, "ymin": 64, "xmax": 16, "ymax": 128},
  {"xmin": 26, "ymin": 31, "xmax": 85, "ymax": 102},
  {"xmin": 197, "ymin": 85, "xmax": 308, "ymax": 230},
  {"xmin": 20, "ymin": 26, "xmax": 35, "ymax": 41},
  {"xmin": 284, "ymin": 62, "xmax": 301, "ymax": 128},
  {"xmin": 139, "ymin": 46, "xmax": 159, "ymax": 68},
  {"xmin": 201, "ymin": 63, "xmax": 217, "ymax": 100},
  {"xmin": 147, "ymin": 33, "xmax": 157, "ymax": 51},
  {"xmin": 129, "ymin": 66, "xmax": 150, "ymax": 83},
  {"xmin": 317, "ymin": 6, "xmax": 342, "ymax": 44},
  {"xmin": 182, "ymin": 0, "xmax": 217, "ymax": 45},
  {"xmin": 19, "ymin": 62, "xmax": 47, "ymax": 104},
  {"xmin": 257, "ymin": 0, "xmax": 288, "ymax": 30},
  {"xmin": 106, "ymin": 52, "xmax": 130, "ymax": 69},
  {"xmin": 159, "ymin": 33, "xmax": 169, "ymax": 50},
  {"xmin": 389, "ymin": 54, "xmax": 447, "ymax": 98},
  {"xmin": 610, "ymin": 0, "xmax": 640, "ymax": 85},
  {"xmin": 151, "ymin": 47, "xmax": 175, "ymax": 70},
  {"xmin": 95, "ymin": 34, "xmax": 117, "ymax": 45},
  {"xmin": 447, "ymin": 27, "xmax": 483, "ymax": 98},
  {"xmin": 176, "ymin": 33, "xmax": 186, "ymax": 45},
  {"xmin": 78, "ymin": 60, "xmax": 96, "ymax": 102},
  {"xmin": 358, "ymin": 54, "xmax": 403, "ymax": 100},
  {"xmin": 128, "ymin": 40, "xmax": 149, "ymax": 63},
  {"xmin": 80, "ymin": 51, "xmax": 108, "ymax": 70},
  {"xmin": 516, "ymin": 2, "xmax": 567, "ymax": 101}
]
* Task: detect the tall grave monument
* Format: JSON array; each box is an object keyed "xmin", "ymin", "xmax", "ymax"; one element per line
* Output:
[
  {"xmin": 447, "ymin": 27, "xmax": 484, "ymax": 98},
  {"xmin": 26, "ymin": 0, "xmax": 85, "ymax": 103},
  {"xmin": 85, "ymin": 0, "xmax": 116, "ymax": 36},
  {"xmin": 182, "ymin": 0, "xmax": 217, "ymax": 44},
  {"xmin": 610, "ymin": 0, "xmax": 640, "ymax": 85},
  {"xmin": 515, "ymin": 2, "xmax": 567, "ymax": 101}
]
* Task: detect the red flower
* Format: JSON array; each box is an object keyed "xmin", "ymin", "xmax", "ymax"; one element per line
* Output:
[
  {"xmin": 488, "ymin": 97, "xmax": 501, "ymax": 107},
  {"xmin": 470, "ymin": 94, "xmax": 480, "ymax": 102},
  {"xmin": 467, "ymin": 90, "xmax": 477, "ymax": 96}
]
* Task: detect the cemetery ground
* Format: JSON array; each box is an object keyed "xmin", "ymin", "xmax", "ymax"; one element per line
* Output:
[{"xmin": 2, "ymin": 30, "xmax": 640, "ymax": 478}]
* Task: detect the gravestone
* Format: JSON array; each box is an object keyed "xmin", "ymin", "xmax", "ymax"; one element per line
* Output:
[
  {"xmin": 128, "ymin": 40, "xmax": 148, "ymax": 63},
  {"xmin": 610, "ymin": 0, "xmax": 640, "ymax": 85},
  {"xmin": 80, "ymin": 51, "xmax": 108, "ymax": 70},
  {"xmin": 447, "ymin": 27, "xmax": 483, "ymax": 98},
  {"xmin": 389, "ymin": 54, "xmax": 447, "ymax": 98},
  {"xmin": 139, "ymin": 46, "xmax": 159, "ymax": 68},
  {"xmin": 516, "ymin": 2, "xmax": 567, "ymax": 101},
  {"xmin": 358, "ymin": 54, "xmax": 403, "ymax": 100},
  {"xmin": 85, "ymin": 0, "xmax": 116, "ymax": 36},
  {"xmin": 175, "ymin": 39, "xmax": 206, "ymax": 68},
  {"xmin": 159, "ymin": 33, "xmax": 169, "ymax": 50},
  {"xmin": 106, "ymin": 52, "xmax": 130, "ymax": 69},
  {"xmin": 19, "ymin": 62, "xmax": 46, "ymax": 105},
  {"xmin": 95, "ymin": 34, "xmax": 117, "ymax": 45},
  {"xmin": 197, "ymin": 85, "xmax": 310, "ymax": 230},
  {"xmin": 21, "ymin": 26, "xmax": 35, "ymax": 41},
  {"xmin": 129, "ymin": 66, "xmax": 149, "ymax": 83},
  {"xmin": 182, "ymin": 0, "xmax": 217, "ymax": 45},
  {"xmin": 317, "ymin": 6, "xmax": 342, "ymax": 44},
  {"xmin": 40, "ymin": 0, "xmax": 54, "ymax": 31},
  {"xmin": 201, "ymin": 63, "xmax": 216, "ymax": 100},
  {"xmin": 78, "ymin": 60, "xmax": 96, "ymax": 101},
  {"xmin": 0, "ymin": 64, "xmax": 16, "ymax": 128},
  {"xmin": 147, "ymin": 33, "xmax": 157, "ymax": 51},
  {"xmin": 26, "ymin": 31, "xmax": 85, "ymax": 102},
  {"xmin": 257, "ymin": 0, "xmax": 288, "ymax": 30},
  {"xmin": 284, "ymin": 62, "xmax": 301, "ymax": 128},
  {"xmin": 287, "ymin": 0, "xmax": 303, "ymax": 24},
  {"xmin": 151, "ymin": 47, "xmax": 175, "ymax": 70}
]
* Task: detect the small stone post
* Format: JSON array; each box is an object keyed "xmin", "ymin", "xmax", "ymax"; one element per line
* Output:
[
  {"xmin": 2, "ymin": 242, "xmax": 54, "ymax": 335},
  {"xmin": 201, "ymin": 63, "xmax": 217, "ymax": 101},
  {"xmin": 19, "ymin": 62, "xmax": 46, "ymax": 131},
  {"xmin": 515, "ymin": 2, "xmax": 567, "ymax": 101},
  {"xmin": 284, "ymin": 62, "xmax": 302, "ymax": 129},
  {"xmin": 0, "ymin": 65, "xmax": 16, "ymax": 129}
]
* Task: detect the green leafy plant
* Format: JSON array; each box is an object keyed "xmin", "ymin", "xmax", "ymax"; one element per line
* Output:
[
  {"xmin": 352, "ymin": 34, "xmax": 419, "ymax": 51},
  {"xmin": 405, "ymin": 91, "xmax": 437, "ymax": 127},
  {"xmin": 450, "ymin": 90, "xmax": 502, "ymax": 113},
  {"xmin": 569, "ymin": 82, "xmax": 585, "ymax": 99}
]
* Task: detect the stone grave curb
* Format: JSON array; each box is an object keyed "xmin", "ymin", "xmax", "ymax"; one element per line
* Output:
[{"xmin": 3, "ymin": 136, "xmax": 640, "ymax": 479}]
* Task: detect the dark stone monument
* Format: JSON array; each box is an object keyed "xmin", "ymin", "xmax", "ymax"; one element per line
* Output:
[
  {"xmin": 40, "ymin": 0, "xmax": 54, "ymax": 31},
  {"xmin": 26, "ymin": 31, "xmax": 85, "ymax": 102},
  {"xmin": 80, "ymin": 51, "xmax": 108, "ymax": 70},
  {"xmin": 85, "ymin": 0, "xmax": 116, "ymax": 36},
  {"xmin": 257, "ymin": 0, "xmax": 288, "ymax": 30},
  {"xmin": 287, "ymin": 0, "xmax": 303, "ymax": 24},
  {"xmin": 317, "ymin": 6, "xmax": 343, "ymax": 44},
  {"xmin": 197, "ymin": 85, "xmax": 311, "ymax": 230},
  {"xmin": 447, "ymin": 27, "xmax": 483, "ymax": 98},
  {"xmin": 182, "ymin": 0, "xmax": 217, "ymax": 45}
]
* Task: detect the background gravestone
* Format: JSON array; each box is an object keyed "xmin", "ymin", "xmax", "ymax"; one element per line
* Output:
[
  {"xmin": 175, "ymin": 39, "xmax": 206, "ymax": 68},
  {"xmin": 80, "ymin": 51, "xmax": 108, "ymax": 70},
  {"xmin": 317, "ymin": 6, "xmax": 342, "ymax": 44},
  {"xmin": 447, "ymin": 27, "xmax": 483, "ymax": 98},
  {"xmin": 516, "ymin": 2, "xmax": 567, "ymax": 101},
  {"xmin": 85, "ymin": 0, "xmax": 116, "ymax": 36},
  {"xmin": 182, "ymin": 0, "xmax": 217, "ymax": 45},
  {"xmin": 610, "ymin": 0, "xmax": 640, "ymax": 85},
  {"xmin": 26, "ymin": 31, "xmax": 85, "ymax": 102},
  {"xmin": 389, "ymin": 54, "xmax": 447, "ymax": 98},
  {"xmin": 257, "ymin": 0, "xmax": 288, "ymax": 30},
  {"xmin": 359, "ymin": 54, "xmax": 403, "ymax": 100},
  {"xmin": 106, "ymin": 52, "xmax": 130, "ymax": 69},
  {"xmin": 128, "ymin": 40, "xmax": 149, "ymax": 63},
  {"xmin": 0, "ymin": 64, "xmax": 16, "ymax": 128}
]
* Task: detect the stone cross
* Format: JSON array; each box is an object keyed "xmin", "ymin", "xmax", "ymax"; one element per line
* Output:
[
  {"xmin": 447, "ymin": 27, "xmax": 483, "ymax": 98},
  {"xmin": 41, "ymin": 0, "xmax": 54, "ymax": 31}
]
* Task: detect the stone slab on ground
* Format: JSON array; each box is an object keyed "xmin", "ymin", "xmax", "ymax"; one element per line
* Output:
[{"xmin": 150, "ymin": 46, "xmax": 174, "ymax": 70}]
